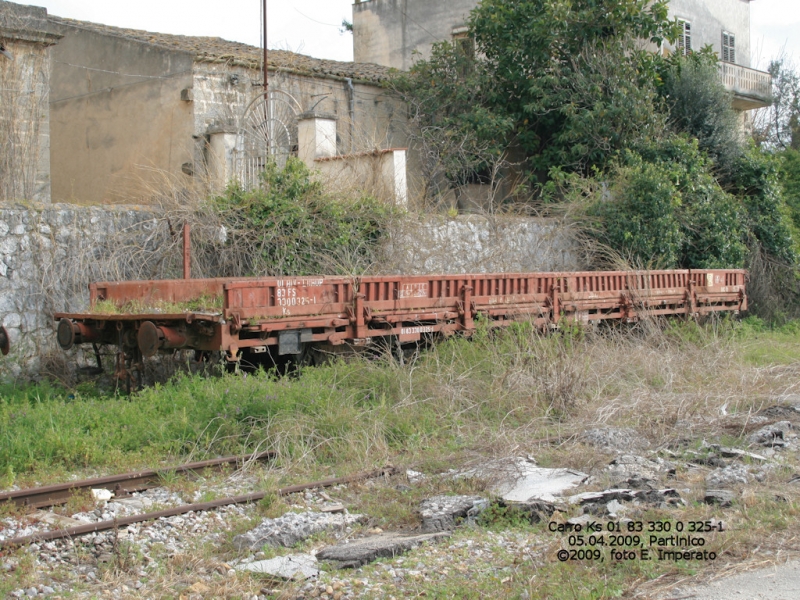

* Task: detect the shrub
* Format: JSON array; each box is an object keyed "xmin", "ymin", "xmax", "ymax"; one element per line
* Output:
[{"xmin": 213, "ymin": 158, "xmax": 396, "ymax": 276}]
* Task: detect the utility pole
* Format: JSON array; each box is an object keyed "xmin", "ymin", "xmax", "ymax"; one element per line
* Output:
[{"xmin": 263, "ymin": 0, "xmax": 268, "ymax": 92}]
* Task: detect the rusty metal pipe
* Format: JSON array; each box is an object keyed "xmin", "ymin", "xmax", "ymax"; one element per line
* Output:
[
  {"xmin": 183, "ymin": 223, "xmax": 191, "ymax": 280},
  {"xmin": 56, "ymin": 319, "xmax": 99, "ymax": 350},
  {"xmin": 137, "ymin": 321, "xmax": 188, "ymax": 358}
]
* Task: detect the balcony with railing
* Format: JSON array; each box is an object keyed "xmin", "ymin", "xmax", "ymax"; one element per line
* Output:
[{"xmin": 720, "ymin": 63, "xmax": 772, "ymax": 110}]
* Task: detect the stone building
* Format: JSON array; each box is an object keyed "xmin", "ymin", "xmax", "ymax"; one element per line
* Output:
[
  {"xmin": 352, "ymin": 0, "xmax": 772, "ymax": 111},
  {"xmin": 0, "ymin": 1, "xmax": 60, "ymax": 203},
  {"xmin": 45, "ymin": 16, "xmax": 408, "ymax": 205}
]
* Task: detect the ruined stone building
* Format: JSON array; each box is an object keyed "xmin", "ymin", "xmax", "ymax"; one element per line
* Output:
[
  {"xmin": 0, "ymin": 1, "xmax": 59, "ymax": 202},
  {"xmin": 45, "ymin": 16, "xmax": 408, "ymax": 206},
  {"xmin": 352, "ymin": 0, "xmax": 772, "ymax": 111}
]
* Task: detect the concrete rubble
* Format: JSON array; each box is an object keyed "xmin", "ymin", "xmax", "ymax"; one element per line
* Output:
[
  {"xmin": 605, "ymin": 455, "xmax": 676, "ymax": 481},
  {"xmin": 316, "ymin": 532, "xmax": 451, "ymax": 568},
  {"xmin": 705, "ymin": 464, "xmax": 751, "ymax": 487},
  {"xmin": 232, "ymin": 510, "xmax": 366, "ymax": 550},
  {"xmin": 418, "ymin": 495, "xmax": 487, "ymax": 532},
  {"xmin": 458, "ymin": 457, "xmax": 588, "ymax": 502},
  {"xmin": 235, "ymin": 554, "xmax": 320, "ymax": 580},
  {"xmin": 748, "ymin": 421, "xmax": 794, "ymax": 447},
  {"xmin": 705, "ymin": 489, "xmax": 735, "ymax": 507}
]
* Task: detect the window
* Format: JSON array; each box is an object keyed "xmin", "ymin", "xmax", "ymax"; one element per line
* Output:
[
  {"xmin": 722, "ymin": 31, "xmax": 736, "ymax": 63},
  {"xmin": 678, "ymin": 20, "xmax": 692, "ymax": 56}
]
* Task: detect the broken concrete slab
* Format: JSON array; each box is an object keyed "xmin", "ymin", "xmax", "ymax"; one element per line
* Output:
[
  {"xmin": 232, "ymin": 511, "xmax": 366, "ymax": 550},
  {"xmin": 236, "ymin": 554, "xmax": 319, "ymax": 580},
  {"xmin": 418, "ymin": 495, "xmax": 486, "ymax": 532},
  {"xmin": 704, "ymin": 490, "xmax": 735, "ymax": 507},
  {"xmin": 459, "ymin": 457, "xmax": 588, "ymax": 503},
  {"xmin": 34, "ymin": 512, "xmax": 84, "ymax": 528},
  {"xmin": 316, "ymin": 532, "xmax": 450, "ymax": 568}
]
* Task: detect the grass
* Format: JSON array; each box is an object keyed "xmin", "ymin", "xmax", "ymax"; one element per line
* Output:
[
  {"xmin": 91, "ymin": 294, "xmax": 224, "ymax": 315},
  {"xmin": 0, "ymin": 316, "xmax": 798, "ymax": 598}
]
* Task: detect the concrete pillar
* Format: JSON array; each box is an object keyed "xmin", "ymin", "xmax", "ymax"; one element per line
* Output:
[
  {"xmin": 381, "ymin": 149, "xmax": 408, "ymax": 208},
  {"xmin": 207, "ymin": 124, "xmax": 238, "ymax": 192},
  {"xmin": 298, "ymin": 113, "xmax": 337, "ymax": 167}
]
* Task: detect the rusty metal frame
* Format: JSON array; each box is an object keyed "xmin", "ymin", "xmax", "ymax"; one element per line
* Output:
[{"xmin": 55, "ymin": 269, "xmax": 748, "ymax": 365}]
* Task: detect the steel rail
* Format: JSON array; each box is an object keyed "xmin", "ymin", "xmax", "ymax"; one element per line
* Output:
[
  {"xmin": 0, "ymin": 451, "xmax": 276, "ymax": 510},
  {"xmin": 0, "ymin": 466, "xmax": 396, "ymax": 548}
]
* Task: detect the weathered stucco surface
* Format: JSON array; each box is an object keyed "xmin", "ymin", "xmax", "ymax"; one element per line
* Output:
[
  {"xmin": 0, "ymin": 1, "xmax": 59, "ymax": 203},
  {"xmin": 48, "ymin": 21, "xmax": 196, "ymax": 204},
  {"xmin": 353, "ymin": 0, "xmax": 478, "ymax": 71}
]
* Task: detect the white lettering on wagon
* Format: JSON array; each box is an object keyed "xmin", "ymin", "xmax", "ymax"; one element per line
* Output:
[
  {"xmin": 401, "ymin": 326, "xmax": 435, "ymax": 335},
  {"xmin": 277, "ymin": 279, "xmax": 324, "ymax": 287},
  {"xmin": 398, "ymin": 283, "xmax": 428, "ymax": 299}
]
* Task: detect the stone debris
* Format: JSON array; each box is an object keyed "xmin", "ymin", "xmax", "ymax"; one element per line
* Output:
[
  {"xmin": 316, "ymin": 532, "xmax": 451, "ymax": 568},
  {"xmin": 232, "ymin": 510, "xmax": 366, "ymax": 550},
  {"xmin": 605, "ymin": 455, "xmax": 676, "ymax": 481},
  {"xmin": 418, "ymin": 495, "xmax": 487, "ymax": 532},
  {"xmin": 705, "ymin": 489, "xmax": 735, "ymax": 507},
  {"xmin": 748, "ymin": 421, "xmax": 794, "ymax": 447},
  {"xmin": 706, "ymin": 464, "xmax": 751, "ymax": 487},
  {"xmin": 405, "ymin": 470, "xmax": 426, "ymax": 483},
  {"xmin": 90, "ymin": 488, "xmax": 114, "ymax": 502},
  {"xmin": 459, "ymin": 457, "xmax": 588, "ymax": 502},
  {"xmin": 569, "ymin": 488, "xmax": 683, "ymax": 515},
  {"xmin": 236, "ymin": 553, "xmax": 320, "ymax": 580},
  {"xmin": 704, "ymin": 443, "xmax": 768, "ymax": 462},
  {"xmin": 581, "ymin": 427, "xmax": 649, "ymax": 452}
]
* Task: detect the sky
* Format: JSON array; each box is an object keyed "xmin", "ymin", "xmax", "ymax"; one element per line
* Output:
[{"xmin": 24, "ymin": 0, "xmax": 800, "ymax": 68}]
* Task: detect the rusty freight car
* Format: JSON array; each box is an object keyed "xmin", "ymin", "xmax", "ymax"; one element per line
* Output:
[{"xmin": 54, "ymin": 269, "xmax": 747, "ymax": 388}]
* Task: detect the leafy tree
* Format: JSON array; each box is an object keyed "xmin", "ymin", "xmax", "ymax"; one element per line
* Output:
[
  {"xmin": 588, "ymin": 137, "xmax": 747, "ymax": 269},
  {"xmin": 658, "ymin": 50, "xmax": 743, "ymax": 181},
  {"xmin": 469, "ymin": 0, "xmax": 678, "ymax": 178}
]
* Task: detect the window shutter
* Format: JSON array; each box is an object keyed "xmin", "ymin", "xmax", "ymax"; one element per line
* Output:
[{"xmin": 729, "ymin": 34, "xmax": 735, "ymax": 64}]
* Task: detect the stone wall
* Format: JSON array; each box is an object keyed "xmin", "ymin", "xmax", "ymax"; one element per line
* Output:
[
  {"xmin": 0, "ymin": 204, "xmax": 580, "ymax": 380},
  {"xmin": 0, "ymin": 204, "xmax": 161, "ymax": 379}
]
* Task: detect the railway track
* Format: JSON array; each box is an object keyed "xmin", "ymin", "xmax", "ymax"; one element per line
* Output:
[
  {"xmin": 0, "ymin": 451, "xmax": 275, "ymax": 510},
  {"xmin": 0, "ymin": 466, "xmax": 396, "ymax": 548}
]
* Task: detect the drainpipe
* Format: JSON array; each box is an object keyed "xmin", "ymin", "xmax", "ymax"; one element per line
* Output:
[{"xmin": 345, "ymin": 77, "xmax": 355, "ymax": 153}]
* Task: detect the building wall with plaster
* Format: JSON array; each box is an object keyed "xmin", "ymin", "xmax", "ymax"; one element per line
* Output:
[
  {"xmin": 0, "ymin": 1, "xmax": 59, "ymax": 203},
  {"xmin": 352, "ymin": 0, "xmax": 756, "ymax": 70}
]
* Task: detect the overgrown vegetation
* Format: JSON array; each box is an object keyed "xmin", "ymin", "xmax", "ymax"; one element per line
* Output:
[
  {"xmin": 1, "ymin": 318, "xmax": 797, "ymax": 483},
  {"xmin": 393, "ymin": 0, "xmax": 800, "ymax": 316},
  {"xmin": 212, "ymin": 158, "xmax": 396, "ymax": 276}
]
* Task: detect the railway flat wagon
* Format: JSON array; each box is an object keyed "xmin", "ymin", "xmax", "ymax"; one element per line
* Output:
[{"xmin": 54, "ymin": 269, "xmax": 747, "ymax": 385}]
